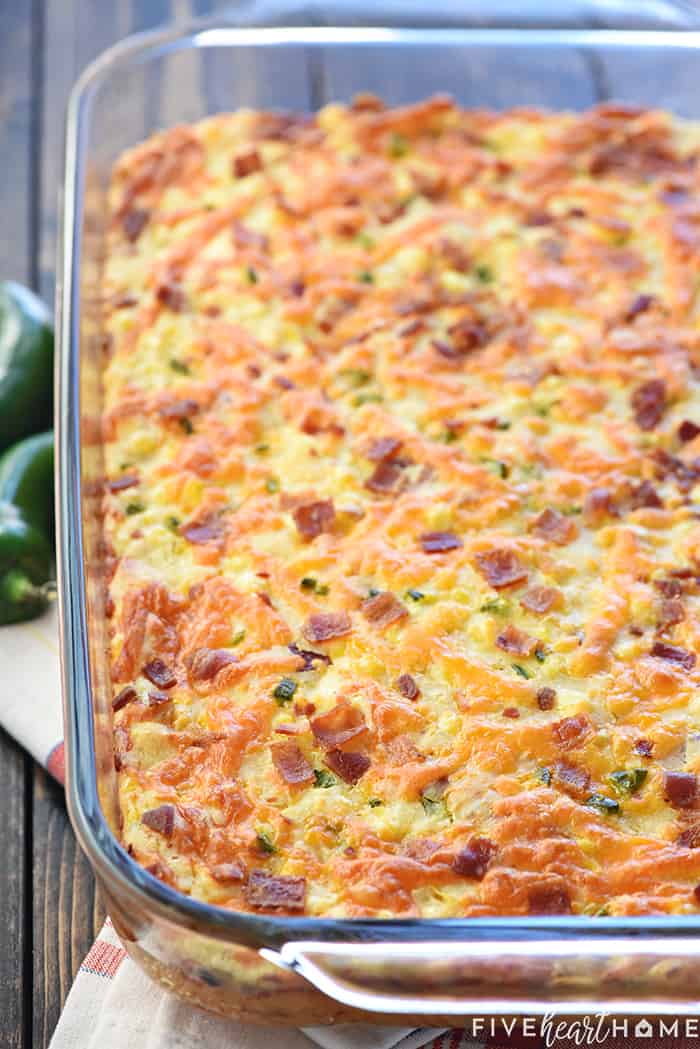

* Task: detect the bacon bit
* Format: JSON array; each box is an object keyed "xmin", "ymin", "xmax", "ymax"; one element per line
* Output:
[
  {"xmin": 634, "ymin": 738, "xmax": 654, "ymax": 758},
  {"xmin": 112, "ymin": 685, "xmax": 138, "ymax": 712},
  {"xmin": 326, "ymin": 748, "xmax": 371, "ymax": 784},
  {"xmin": 361, "ymin": 591, "xmax": 409, "ymax": 629},
  {"xmin": 631, "ymin": 378, "xmax": 666, "ymax": 431},
  {"xmin": 300, "ymin": 411, "xmax": 344, "ymax": 437},
  {"xmin": 582, "ymin": 487, "xmax": 616, "ymax": 526},
  {"xmin": 475, "ymin": 549, "xmax": 527, "ymax": 589},
  {"xmin": 365, "ymin": 460, "xmax": 405, "ymax": 494},
  {"xmin": 366, "ymin": 436, "xmax": 403, "ymax": 461},
  {"xmin": 652, "ymin": 449, "xmax": 700, "ymax": 493},
  {"xmin": 317, "ymin": 297, "xmax": 354, "ymax": 333},
  {"xmin": 245, "ymin": 871, "xmax": 306, "ymax": 911},
  {"xmin": 624, "ymin": 293, "xmax": 655, "ymax": 322},
  {"xmin": 660, "ymin": 184, "xmax": 690, "ymax": 206},
  {"xmin": 105, "ymin": 595, "xmax": 115, "ymax": 619},
  {"xmin": 628, "ymin": 480, "xmax": 663, "ymax": 510},
  {"xmin": 536, "ymin": 687, "xmax": 557, "ymax": 711},
  {"xmin": 503, "ymin": 707, "xmax": 520, "ymax": 718},
  {"xmin": 440, "ymin": 239, "xmax": 472, "ymax": 273},
  {"xmin": 659, "ymin": 598, "xmax": 685, "ymax": 627},
  {"xmin": 588, "ymin": 135, "xmax": 679, "ymax": 179},
  {"xmin": 147, "ymin": 690, "xmax": 171, "ymax": 706},
  {"xmin": 310, "ymin": 702, "xmax": 366, "ymax": 748},
  {"xmin": 398, "ymin": 318, "xmax": 426, "ymax": 338},
  {"xmin": 531, "ymin": 508, "xmax": 577, "ymax": 546},
  {"xmin": 452, "ymin": 838, "xmax": 496, "ymax": 879},
  {"xmin": 288, "ymin": 642, "xmax": 332, "ymax": 672},
  {"xmin": 376, "ymin": 198, "xmax": 409, "ymax": 224},
  {"xmin": 447, "ymin": 318, "xmax": 488, "ymax": 354},
  {"xmin": 520, "ymin": 586, "xmax": 560, "ymax": 615},
  {"xmin": 187, "ymin": 647, "xmax": 239, "ymax": 682},
  {"xmin": 292, "ymin": 499, "xmax": 335, "ymax": 541},
  {"xmin": 274, "ymin": 375, "xmax": 295, "ymax": 390},
  {"xmin": 107, "ymin": 473, "xmax": 139, "ymax": 493},
  {"xmin": 303, "ymin": 611, "xmax": 352, "ymax": 643},
  {"xmin": 396, "ymin": 674, "xmax": 420, "ymax": 701},
  {"xmin": 351, "ymin": 92, "xmax": 384, "ymax": 112},
  {"xmin": 271, "ymin": 741, "xmax": 314, "ymax": 785},
  {"xmin": 655, "ymin": 579, "xmax": 683, "ymax": 599},
  {"xmin": 209, "ymin": 861, "xmax": 246, "ymax": 882},
  {"xmin": 233, "ymin": 149, "xmax": 262, "ymax": 178},
  {"xmin": 664, "ymin": 771, "xmax": 698, "ymax": 809},
  {"xmin": 679, "ymin": 420, "xmax": 700, "ymax": 444},
  {"xmin": 651, "ymin": 641, "xmax": 696, "ymax": 671},
  {"xmin": 524, "ymin": 210, "xmax": 551, "ymax": 227},
  {"xmin": 496, "ymin": 624, "xmax": 538, "ymax": 658},
  {"xmin": 122, "ymin": 207, "xmax": 150, "ymax": 242},
  {"xmin": 527, "ymin": 883, "xmax": 571, "ymax": 915},
  {"xmin": 552, "ymin": 715, "xmax": 591, "ymax": 750},
  {"xmin": 257, "ymin": 592, "xmax": 273, "ymax": 609},
  {"xmin": 411, "ymin": 167, "xmax": 447, "ymax": 200},
  {"xmin": 554, "ymin": 760, "xmax": 591, "ymax": 799},
  {"xmin": 142, "ymin": 659, "xmax": 177, "ymax": 690},
  {"xmin": 294, "ymin": 700, "xmax": 316, "ymax": 717},
  {"xmin": 155, "ymin": 279, "xmax": 186, "ymax": 313},
  {"xmin": 420, "ymin": 531, "xmax": 463, "ymax": 554},
  {"xmin": 681, "ymin": 826, "xmax": 700, "ymax": 849},
  {"xmin": 395, "ymin": 296, "xmax": 436, "ymax": 317},
  {"xmin": 432, "ymin": 338, "xmax": 462, "ymax": 362},
  {"xmin": 158, "ymin": 398, "xmax": 199, "ymax": 421},
  {"xmin": 180, "ymin": 518, "xmax": 223, "ymax": 545},
  {"xmin": 255, "ymin": 111, "xmax": 318, "ymax": 144},
  {"xmin": 141, "ymin": 804, "xmax": 177, "ymax": 837}
]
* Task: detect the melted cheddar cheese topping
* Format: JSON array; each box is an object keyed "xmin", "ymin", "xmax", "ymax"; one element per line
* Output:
[{"xmin": 105, "ymin": 97, "xmax": 700, "ymax": 918}]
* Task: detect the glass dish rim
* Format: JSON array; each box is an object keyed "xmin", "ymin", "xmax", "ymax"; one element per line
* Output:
[{"xmin": 58, "ymin": 19, "xmax": 700, "ymax": 950}]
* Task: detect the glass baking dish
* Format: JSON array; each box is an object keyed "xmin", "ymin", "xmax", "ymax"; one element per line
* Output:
[{"xmin": 57, "ymin": 12, "xmax": 700, "ymax": 1023}]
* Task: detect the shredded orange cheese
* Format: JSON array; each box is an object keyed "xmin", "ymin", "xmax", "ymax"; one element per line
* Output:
[{"xmin": 104, "ymin": 97, "xmax": 700, "ymax": 918}]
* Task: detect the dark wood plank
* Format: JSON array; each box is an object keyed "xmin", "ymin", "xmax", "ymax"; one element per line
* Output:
[
  {"xmin": 0, "ymin": 734, "xmax": 28, "ymax": 1049},
  {"xmin": 0, "ymin": 1, "xmax": 33, "ymax": 282},
  {"xmin": 0, "ymin": 3, "xmax": 35, "ymax": 1047},
  {"xmin": 32, "ymin": 769, "xmax": 105, "ymax": 1049},
  {"xmin": 37, "ymin": 0, "xmax": 240, "ymax": 303}
]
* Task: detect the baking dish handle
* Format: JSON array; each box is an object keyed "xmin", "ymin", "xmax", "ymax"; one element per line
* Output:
[{"xmin": 261, "ymin": 936, "xmax": 700, "ymax": 1015}]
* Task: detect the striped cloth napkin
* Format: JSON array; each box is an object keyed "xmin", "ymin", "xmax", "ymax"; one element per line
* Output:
[{"xmin": 2, "ymin": 608, "xmax": 696, "ymax": 1049}]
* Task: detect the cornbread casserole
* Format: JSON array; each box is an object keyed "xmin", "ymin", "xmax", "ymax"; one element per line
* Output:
[{"xmin": 104, "ymin": 95, "xmax": 700, "ymax": 920}]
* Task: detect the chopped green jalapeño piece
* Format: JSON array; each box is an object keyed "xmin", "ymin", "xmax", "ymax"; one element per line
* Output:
[
  {"xmin": 273, "ymin": 677, "xmax": 297, "ymax": 704},
  {"xmin": 313, "ymin": 769, "xmax": 337, "ymax": 789},
  {"xmin": 586, "ymin": 793, "xmax": 620, "ymax": 814},
  {"xmin": 609, "ymin": 769, "xmax": 647, "ymax": 795}
]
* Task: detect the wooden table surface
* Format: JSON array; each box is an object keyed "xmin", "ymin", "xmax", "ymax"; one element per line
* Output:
[{"xmin": 0, "ymin": 6, "xmax": 241, "ymax": 1045}]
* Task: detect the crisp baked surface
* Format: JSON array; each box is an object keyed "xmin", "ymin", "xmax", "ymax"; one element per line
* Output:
[{"xmin": 104, "ymin": 97, "xmax": 700, "ymax": 918}]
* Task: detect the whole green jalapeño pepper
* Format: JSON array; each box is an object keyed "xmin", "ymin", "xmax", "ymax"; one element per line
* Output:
[
  {"xmin": 0, "ymin": 431, "xmax": 54, "ymax": 624},
  {"xmin": 0, "ymin": 282, "xmax": 54, "ymax": 451}
]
